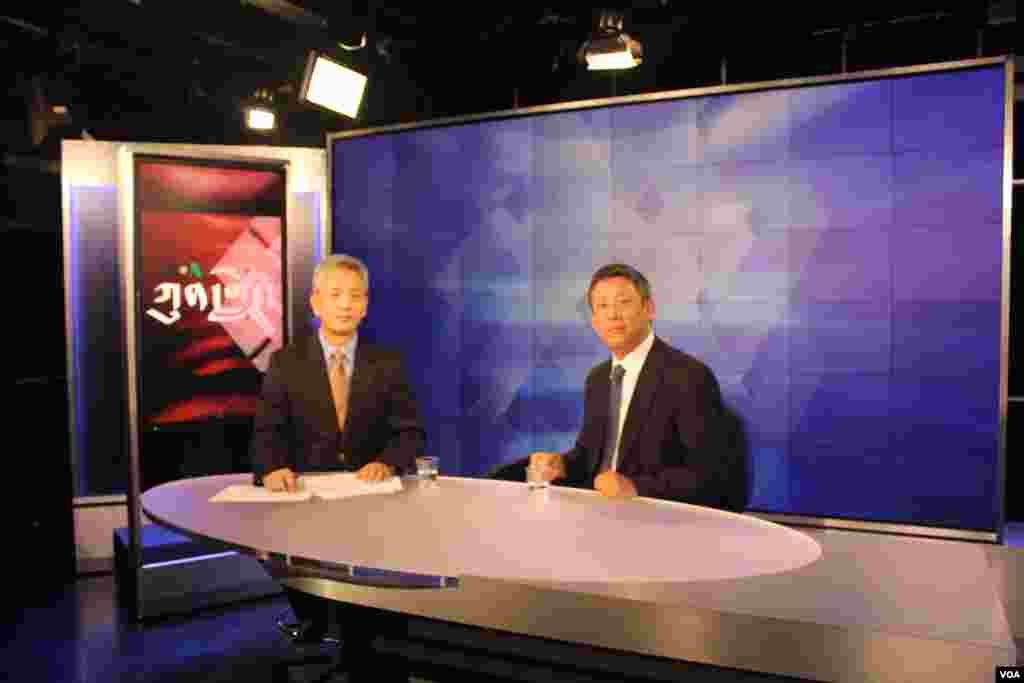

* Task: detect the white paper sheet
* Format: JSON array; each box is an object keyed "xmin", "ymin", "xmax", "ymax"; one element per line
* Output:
[
  {"xmin": 208, "ymin": 484, "xmax": 311, "ymax": 503},
  {"xmin": 303, "ymin": 472, "xmax": 403, "ymax": 499},
  {"xmin": 209, "ymin": 472, "xmax": 403, "ymax": 503}
]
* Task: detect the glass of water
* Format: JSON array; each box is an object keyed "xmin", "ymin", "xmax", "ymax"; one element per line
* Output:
[{"xmin": 415, "ymin": 455, "xmax": 439, "ymax": 480}]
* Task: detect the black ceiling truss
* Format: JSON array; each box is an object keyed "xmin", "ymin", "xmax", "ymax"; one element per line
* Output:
[{"xmin": 0, "ymin": 2, "xmax": 1017, "ymax": 162}]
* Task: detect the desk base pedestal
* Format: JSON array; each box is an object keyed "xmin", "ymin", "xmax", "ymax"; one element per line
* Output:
[
  {"xmin": 113, "ymin": 524, "xmax": 281, "ymax": 620},
  {"xmin": 374, "ymin": 616, "xmax": 810, "ymax": 683}
]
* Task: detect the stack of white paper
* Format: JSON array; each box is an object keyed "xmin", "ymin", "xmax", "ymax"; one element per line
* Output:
[
  {"xmin": 209, "ymin": 473, "xmax": 403, "ymax": 503},
  {"xmin": 209, "ymin": 485, "xmax": 310, "ymax": 503},
  {"xmin": 303, "ymin": 472, "xmax": 403, "ymax": 499}
]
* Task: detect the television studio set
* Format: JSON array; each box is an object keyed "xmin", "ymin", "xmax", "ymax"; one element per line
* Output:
[{"xmin": 5, "ymin": 3, "xmax": 1022, "ymax": 682}]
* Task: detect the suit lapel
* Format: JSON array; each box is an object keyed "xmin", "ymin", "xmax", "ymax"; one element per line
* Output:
[
  {"xmin": 303, "ymin": 334, "xmax": 339, "ymax": 433},
  {"xmin": 589, "ymin": 359, "xmax": 612, "ymax": 475},
  {"xmin": 344, "ymin": 344, "xmax": 377, "ymax": 437},
  {"xmin": 616, "ymin": 337, "xmax": 665, "ymax": 467}
]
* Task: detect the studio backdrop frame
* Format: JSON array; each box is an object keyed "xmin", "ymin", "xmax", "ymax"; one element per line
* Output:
[
  {"xmin": 328, "ymin": 56, "xmax": 1014, "ymax": 541},
  {"xmin": 62, "ymin": 141, "xmax": 326, "ymax": 610}
]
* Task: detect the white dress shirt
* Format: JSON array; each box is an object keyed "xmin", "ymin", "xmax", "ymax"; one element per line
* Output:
[{"xmin": 609, "ymin": 330, "xmax": 655, "ymax": 471}]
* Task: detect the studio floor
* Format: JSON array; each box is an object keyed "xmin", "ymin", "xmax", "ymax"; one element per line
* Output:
[
  {"xmin": 12, "ymin": 523, "xmax": 1024, "ymax": 683},
  {"xmin": 7, "ymin": 574, "xmax": 436, "ymax": 683}
]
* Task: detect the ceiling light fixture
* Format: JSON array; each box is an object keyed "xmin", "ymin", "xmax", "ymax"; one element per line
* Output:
[
  {"xmin": 245, "ymin": 106, "xmax": 276, "ymax": 131},
  {"xmin": 298, "ymin": 50, "xmax": 367, "ymax": 119},
  {"xmin": 578, "ymin": 10, "xmax": 643, "ymax": 71},
  {"xmin": 244, "ymin": 88, "xmax": 276, "ymax": 132}
]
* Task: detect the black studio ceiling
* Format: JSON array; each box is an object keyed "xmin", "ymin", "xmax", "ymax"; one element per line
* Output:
[{"xmin": 0, "ymin": 2, "xmax": 1017, "ymax": 154}]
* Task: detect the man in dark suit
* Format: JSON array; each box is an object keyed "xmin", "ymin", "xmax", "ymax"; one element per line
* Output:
[
  {"xmin": 251, "ymin": 255, "xmax": 423, "ymax": 489},
  {"xmin": 250, "ymin": 254, "xmax": 424, "ymax": 678},
  {"xmin": 527, "ymin": 263, "xmax": 735, "ymax": 507}
]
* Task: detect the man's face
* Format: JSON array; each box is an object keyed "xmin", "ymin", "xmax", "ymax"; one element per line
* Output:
[
  {"xmin": 589, "ymin": 276, "xmax": 655, "ymax": 360},
  {"xmin": 310, "ymin": 267, "xmax": 368, "ymax": 343}
]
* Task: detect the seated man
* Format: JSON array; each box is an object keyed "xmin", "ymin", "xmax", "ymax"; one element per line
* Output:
[
  {"xmin": 518, "ymin": 263, "xmax": 739, "ymax": 508},
  {"xmin": 250, "ymin": 254, "xmax": 424, "ymax": 677}
]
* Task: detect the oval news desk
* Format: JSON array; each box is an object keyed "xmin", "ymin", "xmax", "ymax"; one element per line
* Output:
[{"xmin": 142, "ymin": 474, "xmax": 1017, "ymax": 682}]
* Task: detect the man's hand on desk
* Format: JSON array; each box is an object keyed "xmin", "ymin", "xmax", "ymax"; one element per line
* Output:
[
  {"xmin": 264, "ymin": 468, "xmax": 298, "ymax": 492},
  {"xmin": 528, "ymin": 452, "xmax": 567, "ymax": 484},
  {"xmin": 356, "ymin": 462, "xmax": 395, "ymax": 482},
  {"xmin": 594, "ymin": 471, "xmax": 638, "ymax": 498}
]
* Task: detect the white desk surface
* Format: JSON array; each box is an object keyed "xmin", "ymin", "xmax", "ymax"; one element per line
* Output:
[
  {"xmin": 142, "ymin": 473, "xmax": 1018, "ymax": 682},
  {"xmin": 142, "ymin": 473, "xmax": 820, "ymax": 583}
]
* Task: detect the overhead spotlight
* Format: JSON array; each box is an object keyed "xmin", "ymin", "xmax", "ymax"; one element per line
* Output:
[
  {"xmin": 27, "ymin": 74, "xmax": 73, "ymax": 146},
  {"xmin": 244, "ymin": 88, "xmax": 276, "ymax": 132},
  {"xmin": 578, "ymin": 10, "xmax": 643, "ymax": 71},
  {"xmin": 245, "ymin": 105, "xmax": 275, "ymax": 131},
  {"xmin": 298, "ymin": 50, "xmax": 367, "ymax": 119}
]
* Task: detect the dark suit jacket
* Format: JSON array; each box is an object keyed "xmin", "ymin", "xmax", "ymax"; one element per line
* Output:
[
  {"xmin": 560, "ymin": 336, "xmax": 732, "ymax": 506},
  {"xmin": 250, "ymin": 334, "xmax": 424, "ymax": 483}
]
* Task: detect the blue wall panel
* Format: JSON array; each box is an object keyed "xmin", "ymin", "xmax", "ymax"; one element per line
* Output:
[{"xmin": 332, "ymin": 63, "xmax": 1007, "ymax": 532}]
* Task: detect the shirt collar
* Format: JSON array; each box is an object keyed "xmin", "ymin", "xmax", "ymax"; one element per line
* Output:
[
  {"xmin": 319, "ymin": 330, "xmax": 358, "ymax": 364},
  {"xmin": 613, "ymin": 331, "xmax": 654, "ymax": 376}
]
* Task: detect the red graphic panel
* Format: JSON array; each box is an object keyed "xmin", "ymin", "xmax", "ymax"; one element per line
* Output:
[{"xmin": 136, "ymin": 156, "xmax": 286, "ymax": 429}]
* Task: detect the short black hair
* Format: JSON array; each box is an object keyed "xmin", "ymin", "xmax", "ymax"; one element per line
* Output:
[{"xmin": 587, "ymin": 263, "xmax": 652, "ymax": 309}]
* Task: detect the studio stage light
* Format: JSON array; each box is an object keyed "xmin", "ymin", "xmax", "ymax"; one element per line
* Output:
[
  {"xmin": 244, "ymin": 105, "xmax": 276, "ymax": 131},
  {"xmin": 579, "ymin": 11, "xmax": 642, "ymax": 71},
  {"xmin": 299, "ymin": 51, "xmax": 367, "ymax": 119}
]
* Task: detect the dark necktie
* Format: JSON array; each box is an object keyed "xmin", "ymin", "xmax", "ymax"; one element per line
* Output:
[{"xmin": 600, "ymin": 364, "xmax": 626, "ymax": 473}]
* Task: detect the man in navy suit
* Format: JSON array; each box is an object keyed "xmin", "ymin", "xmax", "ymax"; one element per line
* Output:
[
  {"xmin": 250, "ymin": 254, "xmax": 423, "ymax": 679},
  {"xmin": 528, "ymin": 263, "xmax": 736, "ymax": 507}
]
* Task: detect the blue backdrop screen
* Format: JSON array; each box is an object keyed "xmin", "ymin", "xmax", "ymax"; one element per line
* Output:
[{"xmin": 331, "ymin": 63, "xmax": 1008, "ymax": 532}]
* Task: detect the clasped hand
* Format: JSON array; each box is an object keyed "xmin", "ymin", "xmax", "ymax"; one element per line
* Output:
[
  {"xmin": 527, "ymin": 452, "xmax": 637, "ymax": 498},
  {"xmin": 527, "ymin": 452, "xmax": 566, "ymax": 484},
  {"xmin": 593, "ymin": 470, "xmax": 638, "ymax": 498}
]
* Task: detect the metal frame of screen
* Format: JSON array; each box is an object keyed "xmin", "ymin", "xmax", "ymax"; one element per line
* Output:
[
  {"xmin": 123, "ymin": 152, "xmax": 289, "ymax": 579},
  {"xmin": 327, "ymin": 56, "xmax": 1014, "ymax": 543}
]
